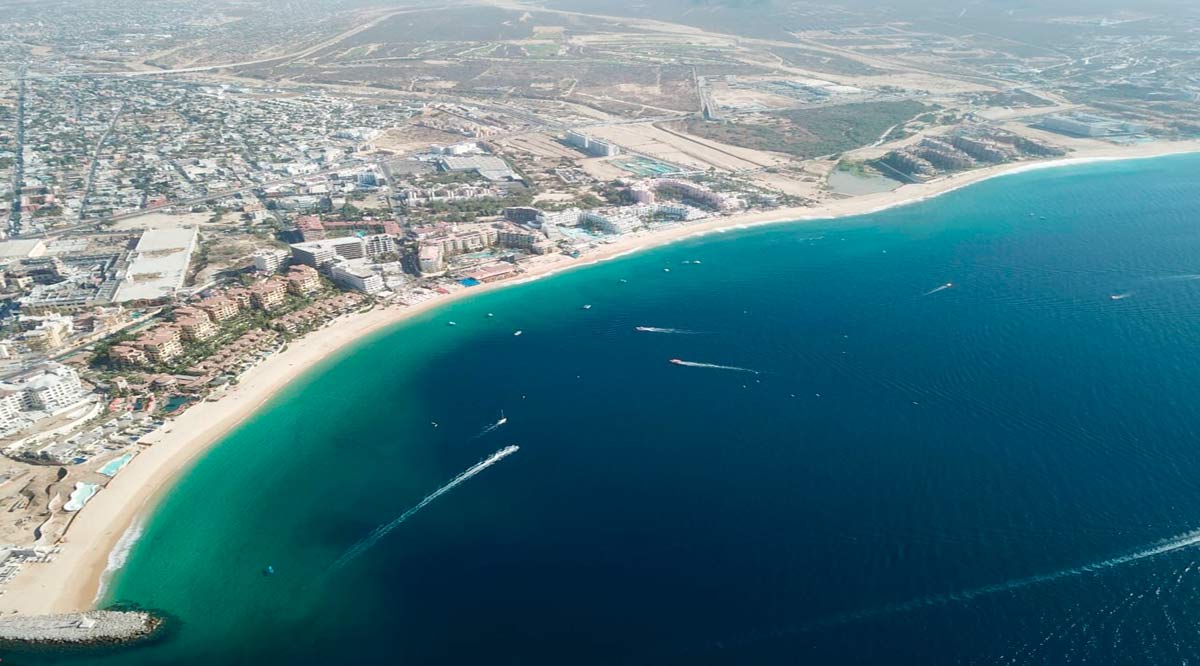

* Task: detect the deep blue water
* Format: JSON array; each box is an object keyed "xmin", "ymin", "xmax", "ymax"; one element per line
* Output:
[{"xmin": 17, "ymin": 154, "xmax": 1200, "ymax": 665}]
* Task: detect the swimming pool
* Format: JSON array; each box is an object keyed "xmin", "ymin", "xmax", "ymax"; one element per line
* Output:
[
  {"xmin": 98, "ymin": 452, "xmax": 134, "ymax": 477},
  {"xmin": 64, "ymin": 482, "xmax": 99, "ymax": 512}
]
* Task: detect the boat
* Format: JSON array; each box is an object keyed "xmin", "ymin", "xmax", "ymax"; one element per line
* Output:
[
  {"xmin": 581, "ymin": 304, "xmax": 592, "ymax": 310},
  {"xmin": 669, "ymin": 359, "xmax": 685, "ymax": 365},
  {"xmin": 447, "ymin": 321, "xmax": 457, "ymax": 327},
  {"xmin": 619, "ymin": 279, "xmax": 628, "ymax": 283},
  {"xmin": 486, "ymin": 313, "xmax": 494, "ymax": 318},
  {"xmin": 263, "ymin": 565, "xmax": 275, "ymax": 576},
  {"xmin": 513, "ymin": 330, "xmax": 523, "ymax": 336},
  {"xmin": 663, "ymin": 268, "xmax": 671, "ymax": 272}
]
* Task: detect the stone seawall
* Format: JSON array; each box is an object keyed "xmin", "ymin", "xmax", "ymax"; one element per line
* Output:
[{"xmin": 0, "ymin": 610, "xmax": 162, "ymax": 647}]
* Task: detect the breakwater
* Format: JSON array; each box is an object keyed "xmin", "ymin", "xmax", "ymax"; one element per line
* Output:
[{"xmin": 0, "ymin": 610, "xmax": 161, "ymax": 647}]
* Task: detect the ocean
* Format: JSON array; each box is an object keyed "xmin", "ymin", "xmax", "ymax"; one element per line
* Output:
[{"xmin": 17, "ymin": 153, "xmax": 1200, "ymax": 665}]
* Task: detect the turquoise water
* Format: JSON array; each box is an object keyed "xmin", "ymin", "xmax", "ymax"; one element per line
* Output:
[
  {"xmin": 19, "ymin": 154, "xmax": 1200, "ymax": 664},
  {"xmin": 97, "ymin": 453, "xmax": 134, "ymax": 478}
]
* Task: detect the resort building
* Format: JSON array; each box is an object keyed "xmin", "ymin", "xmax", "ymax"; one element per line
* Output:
[
  {"xmin": 290, "ymin": 236, "xmax": 367, "ymax": 268},
  {"xmin": 286, "ymin": 265, "xmax": 322, "ymax": 295},
  {"xmin": 418, "ymin": 245, "xmax": 444, "ymax": 275},
  {"xmin": 197, "ymin": 295, "xmax": 241, "ymax": 323},
  {"xmin": 0, "ymin": 363, "xmax": 88, "ymax": 431},
  {"xmin": 503, "ymin": 207, "xmax": 541, "ymax": 224},
  {"xmin": 0, "ymin": 390, "xmax": 25, "ymax": 429},
  {"xmin": 631, "ymin": 179, "xmax": 743, "ymax": 211},
  {"xmin": 363, "ymin": 234, "xmax": 396, "ymax": 260},
  {"xmin": 136, "ymin": 326, "xmax": 184, "ymax": 363},
  {"xmin": 583, "ymin": 209, "xmax": 642, "ymax": 235},
  {"xmin": 109, "ymin": 344, "xmax": 149, "ymax": 368},
  {"xmin": 329, "ymin": 262, "xmax": 384, "ymax": 294},
  {"xmin": 294, "ymin": 215, "xmax": 327, "ymax": 241},
  {"xmin": 20, "ymin": 365, "xmax": 87, "ymax": 412},
  {"xmin": 463, "ymin": 263, "xmax": 521, "ymax": 284},
  {"xmin": 222, "ymin": 289, "xmax": 253, "ymax": 314},
  {"xmin": 565, "ymin": 130, "xmax": 621, "ymax": 157},
  {"xmin": 252, "ymin": 248, "xmax": 290, "ymax": 274},
  {"xmin": 496, "ymin": 226, "xmax": 542, "ymax": 250},
  {"xmin": 424, "ymin": 227, "xmax": 499, "ymax": 257},
  {"xmin": 19, "ymin": 315, "xmax": 73, "ymax": 352},
  {"xmin": 249, "ymin": 279, "xmax": 288, "ymax": 311},
  {"xmin": 174, "ymin": 307, "xmax": 218, "ymax": 342}
]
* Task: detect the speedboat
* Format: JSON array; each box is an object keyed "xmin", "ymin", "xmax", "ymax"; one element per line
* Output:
[
  {"xmin": 447, "ymin": 321, "xmax": 457, "ymax": 326},
  {"xmin": 581, "ymin": 304, "xmax": 592, "ymax": 310},
  {"xmin": 513, "ymin": 330, "xmax": 523, "ymax": 336}
]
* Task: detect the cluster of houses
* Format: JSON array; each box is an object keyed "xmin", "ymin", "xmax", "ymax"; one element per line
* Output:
[{"xmin": 108, "ymin": 266, "xmax": 323, "ymax": 368}]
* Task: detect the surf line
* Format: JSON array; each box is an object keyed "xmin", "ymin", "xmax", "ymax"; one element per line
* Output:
[
  {"xmin": 669, "ymin": 359, "xmax": 759, "ymax": 375},
  {"xmin": 331, "ymin": 445, "xmax": 520, "ymax": 570},
  {"xmin": 807, "ymin": 525, "xmax": 1200, "ymax": 631}
]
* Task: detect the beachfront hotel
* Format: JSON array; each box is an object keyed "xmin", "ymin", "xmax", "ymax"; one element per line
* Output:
[
  {"xmin": 329, "ymin": 262, "xmax": 384, "ymax": 294},
  {"xmin": 135, "ymin": 326, "xmax": 185, "ymax": 364},
  {"xmin": 197, "ymin": 295, "xmax": 241, "ymax": 323},
  {"xmin": 286, "ymin": 265, "xmax": 322, "ymax": 296},
  {"xmin": 249, "ymin": 279, "xmax": 289, "ymax": 311},
  {"xmin": 0, "ymin": 363, "xmax": 88, "ymax": 432},
  {"xmin": 173, "ymin": 308, "xmax": 219, "ymax": 343}
]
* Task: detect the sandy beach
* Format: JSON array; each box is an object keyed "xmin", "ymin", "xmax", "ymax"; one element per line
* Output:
[{"xmin": 2, "ymin": 139, "xmax": 1198, "ymax": 617}]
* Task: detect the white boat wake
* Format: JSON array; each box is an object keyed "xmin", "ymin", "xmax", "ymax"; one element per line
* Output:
[
  {"xmin": 473, "ymin": 413, "xmax": 508, "ymax": 439},
  {"xmin": 923, "ymin": 282, "xmax": 954, "ymax": 296},
  {"xmin": 1150, "ymin": 274, "xmax": 1200, "ymax": 282},
  {"xmin": 636, "ymin": 326, "xmax": 699, "ymax": 334},
  {"xmin": 810, "ymin": 525, "xmax": 1200, "ymax": 630},
  {"xmin": 331, "ymin": 446, "xmax": 519, "ymax": 570},
  {"xmin": 1110, "ymin": 292, "xmax": 1133, "ymax": 301},
  {"xmin": 669, "ymin": 359, "xmax": 759, "ymax": 375}
]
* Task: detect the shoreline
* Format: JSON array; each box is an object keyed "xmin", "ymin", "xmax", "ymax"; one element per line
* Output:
[{"xmin": 2, "ymin": 139, "xmax": 1198, "ymax": 616}]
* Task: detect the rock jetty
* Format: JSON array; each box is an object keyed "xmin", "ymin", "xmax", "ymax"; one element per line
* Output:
[{"xmin": 0, "ymin": 610, "xmax": 162, "ymax": 647}]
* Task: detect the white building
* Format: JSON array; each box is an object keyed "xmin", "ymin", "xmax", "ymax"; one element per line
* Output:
[
  {"xmin": 329, "ymin": 262, "xmax": 385, "ymax": 294},
  {"xmin": 565, "ymin": 130, "xmax": 621, "ymax": 157},
  {"xmin": 252, "ymin": 248, "xmax": 290, "ymax": 273},
  {"xmin": 290, "ymin": 236, "xmax": 367, "ymax": 267},
  {"xmin": 362, "ymin": 234, "xmax": 396, "ymax": 259},
  {"xmin": 583, "ymin": 210, "xmax": 642, "ymax": 235},
  {"xmin": 23, "ymin": 365, "xmax": 86, "ymax": 412},
  {"xmin": 0, "ymin": 364, "xmax": 88, "ymax": 432}
]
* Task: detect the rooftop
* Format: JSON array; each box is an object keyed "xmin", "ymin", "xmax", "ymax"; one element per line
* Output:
[{"xmin": 113, "ymin": 228, "xmax": 199, "ymax": 303}]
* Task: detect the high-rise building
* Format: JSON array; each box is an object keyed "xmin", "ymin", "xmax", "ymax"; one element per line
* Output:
[
  {"xmin": 252, "ymin": 249, "xmax": 290, "ymax": 273},
  {"xmin": 330, "ymin": 262, "xmax": 384, "ymax": 294}
]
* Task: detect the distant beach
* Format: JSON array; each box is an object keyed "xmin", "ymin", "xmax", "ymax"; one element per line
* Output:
[{"xmin": 3, "ymin": 138, "xmax": 1199, "ymax": 618}]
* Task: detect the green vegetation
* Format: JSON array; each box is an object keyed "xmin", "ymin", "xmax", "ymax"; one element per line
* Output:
[{"xmin": 682, "ymin": 101, "xmax": 931, "ymax": 159}]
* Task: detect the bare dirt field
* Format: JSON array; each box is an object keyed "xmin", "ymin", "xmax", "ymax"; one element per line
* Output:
[
  {"xmin": 578, "ymin": 158, "xmax": 631, "ymax": 181},
  {"xmin": 585, "ymin": 122, "xmax": 789, "ymax": 171},
  {"xmin": 109, "ymin": 212, "xmax": 216, "ymax": 231},
  {"xmin": 498, "ymin": 132, "xmax": 582, "ymax": 159},
  {"xmin": 372, "ymin": 124, "xmax": 466, "ymax": 154}
]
